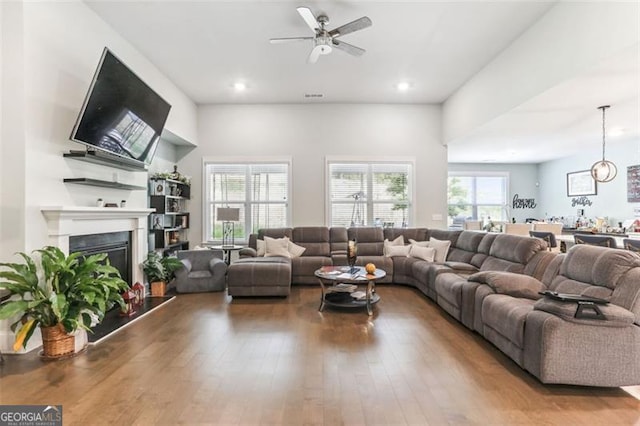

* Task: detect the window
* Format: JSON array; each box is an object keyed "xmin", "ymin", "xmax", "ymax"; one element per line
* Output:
[
  {"xmin": 327, "ymin": 160, "xmax": 413, "ymax": 227},
  {"xmin": 448, "ymin": 172, "xmax": 509, "ymax": 226},
  {"xmin": 204, "ymin": 160, "xmax": 290, "ymax": 243}
]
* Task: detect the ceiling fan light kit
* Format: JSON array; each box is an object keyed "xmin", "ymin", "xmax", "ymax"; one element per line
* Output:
[
  {"xmin": 590, "ymin": 105, "xmax": 617, "ymax": 183},
  {"xmin": 270, "ymin": 6, "xmax": 372, "ymax": 63}
]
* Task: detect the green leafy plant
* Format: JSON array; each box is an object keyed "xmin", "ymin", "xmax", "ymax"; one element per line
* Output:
[
  {"xmin": 0, "ymin": 246, "xmax": 129, "ymax": 351},
  {"xmin": 142, "ymin": 251, "xmax": 183, "ymax": 283}
]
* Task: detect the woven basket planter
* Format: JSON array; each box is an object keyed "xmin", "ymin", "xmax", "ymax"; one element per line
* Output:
[{"xmin": 41, "ymin": 323, "xmax": 75, "ymax": 358}]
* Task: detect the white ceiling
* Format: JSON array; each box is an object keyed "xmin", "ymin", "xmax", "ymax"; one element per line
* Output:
[{"xmin": 86, "ymin": 0, "xmax": 639, "ymax": 163}]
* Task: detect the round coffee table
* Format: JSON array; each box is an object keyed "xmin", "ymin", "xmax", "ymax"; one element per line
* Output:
[{"xmin": 314, "ymin": 266, "xmax": 385, "ymax": 315}]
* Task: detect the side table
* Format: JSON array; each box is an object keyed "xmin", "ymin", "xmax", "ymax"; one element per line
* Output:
[{"xmin": 209, "ymin": 244, "xmax": 244, "ymax": 265}]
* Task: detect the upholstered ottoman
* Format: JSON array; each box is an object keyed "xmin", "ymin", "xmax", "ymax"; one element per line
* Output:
[{"xmin": 227, "ymin": 257, "xmax": 292, "ymax": 297}]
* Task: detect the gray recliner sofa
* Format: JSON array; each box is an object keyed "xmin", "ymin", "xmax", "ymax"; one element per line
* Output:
[{"xmin": 233, "ymin": 226, "xmax": 640, "ymax": 387}]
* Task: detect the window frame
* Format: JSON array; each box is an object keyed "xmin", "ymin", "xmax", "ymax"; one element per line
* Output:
[
  {"xmin": 447, "ymin": 171, "xmax": 510, "ymax": 223},
  {"xmin": 202, "ymin": 156, "xmax": 292, "ymax": 244},
  {"xmin": 325, "ymin": 156, "xmax": 416, "ymax": 228}
]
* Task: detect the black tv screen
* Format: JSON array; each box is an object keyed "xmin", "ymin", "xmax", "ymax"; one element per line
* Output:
[{"xmin": 70, "ymin": 48, "xmax": 171, "ymax": 165}]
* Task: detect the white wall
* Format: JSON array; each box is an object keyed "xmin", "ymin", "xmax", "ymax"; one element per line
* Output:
[
  {"xmin": 12, "ymin": 1, "xmax": 197, "ymax": 255},
  {"xmin": 443, "ymin": 2, "xmax": 639, "ymax": 144},
  {"xmin": 538, "ymin": 138, "xmax": 640, "ymax": 226},
  {"xmin": 448, "ymin": 163, "xmax": 540, "ymax": 222},
  {"xmin": 0, "ymin": 1, "xmax": 27, "ymax": 263},
  {"xmin": 179, "ymin": 104, "xmax": 445, "ymax": 244}
]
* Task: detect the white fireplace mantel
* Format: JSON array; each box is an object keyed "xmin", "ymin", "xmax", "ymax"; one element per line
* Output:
[{"xmin": 41, "ymin": 206, "xmax": 154, "ymax": 284}]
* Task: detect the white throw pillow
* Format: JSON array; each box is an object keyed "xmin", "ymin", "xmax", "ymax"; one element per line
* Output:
[
  {"xmin": 264, "ymin": 236, "xmax": 290, "ymax": 258},
  {"xmin": 385, "ymin": 244, "xmax": 411, "ymax": 257},
  {"xmin": 383, "ymin": 235, "xmax": 405, "ymax": 255},
  {"xmin": 409, "ymin": 245, "xmax": 436, "ymax": 262},
  {"xmin": 256, "ymin": 239, "xmax": 266, "ymax": 256},
  {"xmin": 287, "ymin": 241, "xmax": 306, "ymax": 258},
  {"xmin": 429, "ymin": 237, "xmax": 451, "ymax": 263},
  {"xmin": 408, "ymin": 238, "xmax": 430, "ymax": 247}
]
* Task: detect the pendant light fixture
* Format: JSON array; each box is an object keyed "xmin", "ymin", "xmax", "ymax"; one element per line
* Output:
[{"xmin": 590, "ymin": 105, "xmax": 617, "ymax": 183}]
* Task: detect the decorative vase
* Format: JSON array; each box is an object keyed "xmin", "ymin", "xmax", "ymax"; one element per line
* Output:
[
  {"xmin": 347, "ymin": 240, "xmax": 357, "ymax": 273},
  {"xmin": 41, "ymin": 323, "xmax": 75, "ymax": 358}
]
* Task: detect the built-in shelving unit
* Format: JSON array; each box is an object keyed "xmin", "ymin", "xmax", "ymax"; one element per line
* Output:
[{"xmin": 149, "ymin": 177, "xmax": 190, "ymax": 255}]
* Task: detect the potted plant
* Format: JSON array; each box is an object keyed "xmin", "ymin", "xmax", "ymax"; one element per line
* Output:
[
  {"xmin": 142, "ymin": 251, "xmax": 183, "ymax": 296},
  {"xmin": 0, "ymin": 246, "xmax": 129, "ymax": 358}
]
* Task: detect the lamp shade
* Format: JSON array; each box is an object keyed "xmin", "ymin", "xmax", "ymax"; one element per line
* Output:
[{"xmin": 217, "ymin": 207, "xmax": 240, "ymax": 221}]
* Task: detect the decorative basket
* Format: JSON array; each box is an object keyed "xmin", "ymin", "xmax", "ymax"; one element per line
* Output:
[{"xmin": 41, "ymin": 323, "xmax": 75, "ymax": 358}]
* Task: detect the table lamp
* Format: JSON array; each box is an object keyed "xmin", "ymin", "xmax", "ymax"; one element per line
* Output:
[{"xmin": 217, "ymin": 207, "xmax": 240, "ymax": 247}]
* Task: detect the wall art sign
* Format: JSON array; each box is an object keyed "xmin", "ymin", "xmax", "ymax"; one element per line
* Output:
[
  {"xmin": 512, "ymin": 194, "xmax": 537, "ymax": 209},
  {"xmin": 571, "ymin": 196, "xmax": 593, "ymax": 207},
  {"xmin": 567, "ymin": 170, "xmax": 597, "ymax": 197},
  {"xmin": 627, "ymin": 165, "xmax": 640, "ymax": 203}
]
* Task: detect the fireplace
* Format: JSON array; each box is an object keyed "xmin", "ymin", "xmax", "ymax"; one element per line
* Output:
[
  {"xmin": 41, "ymin": 206, "xmax": 154, "ymax": 285},
  {"xmin": 70, "ymin": 231, "xmax": 132, "ymax": 285}
]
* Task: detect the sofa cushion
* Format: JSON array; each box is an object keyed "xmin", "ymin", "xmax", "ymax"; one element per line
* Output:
[
  {"xmin": 443, "ymin": 261, "xmax": 478, "ymax": 273},
  {"xmin": 469, "ymin": 271, "xmax": 546, "ymax": 300},
  {"xmin": 292, "ymin": 227, "xmax": 330, "ymax": 256},
  {"xmin": 489, "ymin": 234, "xmax": 546, "ymax": 264},
  {"xmin": 429, "ymin": 237, "xmax": 451, "ymax": 263},
  {"xmin": 533, "ymin": 298, "xmax": 635, "ymax": 327},
  {"xmin": 348, "ymin": 227, "xmax": 384, "ymax": 256},
  {"xmin": 385, "ymin": 244, "xmax": 411, "ymax": 257},
  {"xmin": 560, "ymin": 244, "xmax": 640, "ymax": 290},
  {"xmin": 264, "ymin": 236, "xmax": 290, "ymax": 258},
  {"xmin": 482, "ymin": 295, "xmax": 536, "ymax": 348},
  {"xmin": 256, "ymin": 239, "xmax": 266, "ymax": 256},
  {"xmin": 409, "ymin": 238, "xmax": 430, "ymax": 247},
  {"xmin": 383, "ymin": 235, "xmax": 405, "ymax": 255},
  {"xmin": 288, "ymin": 241, "xmax": 307, "ymax": 258},
  {"xmin": 409, "ymin": 245, "xmax": 435, "ymax": 262}
]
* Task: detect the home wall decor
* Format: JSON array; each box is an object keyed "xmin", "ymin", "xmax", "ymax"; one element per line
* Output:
[
  {"xmin": 567, "ymin": 170, "xmax": 597, "ymax": 197},
  {"xmin": 627, "ymin": 165, "xmax": 640, "ymax": 202}
]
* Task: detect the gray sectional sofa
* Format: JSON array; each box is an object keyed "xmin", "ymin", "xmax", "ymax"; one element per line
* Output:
[{"xmin": 229, "ymin": 226, "xmax": 640, "ymax": 387}]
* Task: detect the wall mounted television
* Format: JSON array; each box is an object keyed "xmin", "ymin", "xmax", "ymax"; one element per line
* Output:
[{"xmin": 70, "ymin": 47, "xmax": 171, "ymax": 168}]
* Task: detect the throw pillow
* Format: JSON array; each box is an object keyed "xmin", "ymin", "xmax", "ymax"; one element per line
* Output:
[
  {"xmin": 409, "ymin": 245, "xmax": 435, "ymax": 262},
  {"xmin": 468, "ymin": 271, "xmax": 545, "ymax": 300},
  {"xmin": 428, "ymin": 237, "xmax": 451, "ymax": 263},
  {"xmin": 408, "ymin": 238, "xmax": 430, "ymax": 247},
  {"xmin": 264, "ymin": 236, "xmax": 290, "ymax": 258},
  {"xmin": 383, "ymin": 235, "xmax": 405, "ymax": 255},
  {"xmin": 287, "ymin": 241, "xmax": 306, "ymax": 258},
  {"xmin": 256, "ymin": 239, "xmax": 266, "ymax": 256},
  {"xmin": 385, "ymin": 244, "xmax": 411, "ymax": 257}
]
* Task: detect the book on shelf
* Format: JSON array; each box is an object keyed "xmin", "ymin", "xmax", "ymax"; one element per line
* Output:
[{"xmin": 351, "ymin": 291, "xmax": 367, "ymax": 300}]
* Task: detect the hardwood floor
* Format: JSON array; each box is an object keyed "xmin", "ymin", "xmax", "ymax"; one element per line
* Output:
[{"xmin": 1, "ymin": 285, "xmax": 639, "ymax": 425}]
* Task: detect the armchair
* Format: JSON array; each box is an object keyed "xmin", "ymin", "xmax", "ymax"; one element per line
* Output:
[{"xmin": 174, "ymin": 250, "xmax": 227, "ymax": 293}]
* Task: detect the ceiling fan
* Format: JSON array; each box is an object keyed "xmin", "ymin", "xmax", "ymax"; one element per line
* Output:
[{"xmin": 270, "ymin": 7, "xmax": 372, "ymax": 63}]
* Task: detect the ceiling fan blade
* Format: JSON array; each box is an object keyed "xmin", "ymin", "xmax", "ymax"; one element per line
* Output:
[
  {"xmin": 329, "ymin": 16, "xmax": 372, "ymax": 38},
  {"xmin": 331, "ymin": 39, "xmax": 365, "ymax": 56},
  {"xmin": 297, "ymin": 7, "xmax": 320, "ymax": 32},
  {"xmin": 307, "ymin": 45, "xmax": 323, "ymax": 64},
  {"xmin": 270, "ymin": 37, "xmax": 314, "ymax": 44}
]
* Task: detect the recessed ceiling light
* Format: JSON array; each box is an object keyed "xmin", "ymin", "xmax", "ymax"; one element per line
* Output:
[
  {"xmin": 233, "ymin": 82, "xmax": 246, "ymax": 91},
  {"xmin": 396, "ymin": 82, "xmax": 410, "ymax": 91}
]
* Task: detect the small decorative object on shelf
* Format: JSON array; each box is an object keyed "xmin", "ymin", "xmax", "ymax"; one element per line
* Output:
[
  {"xmin": 120, "ymin": 289, "xmax": 137, "ymax": 317},
  {"xmin": 120, "ymin": 200, "xmax": 126, "ymax": 208},
  {"xmin": 96, "ymin": 198, "xmax": 104, "ymax": 207},
  {"xmin": 347, "ymin": 240, "xmax": 358, "ymax": 273},
  {"xmin": 132, "ymin": 282, "xmax": 145, "ymax": 306}
]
